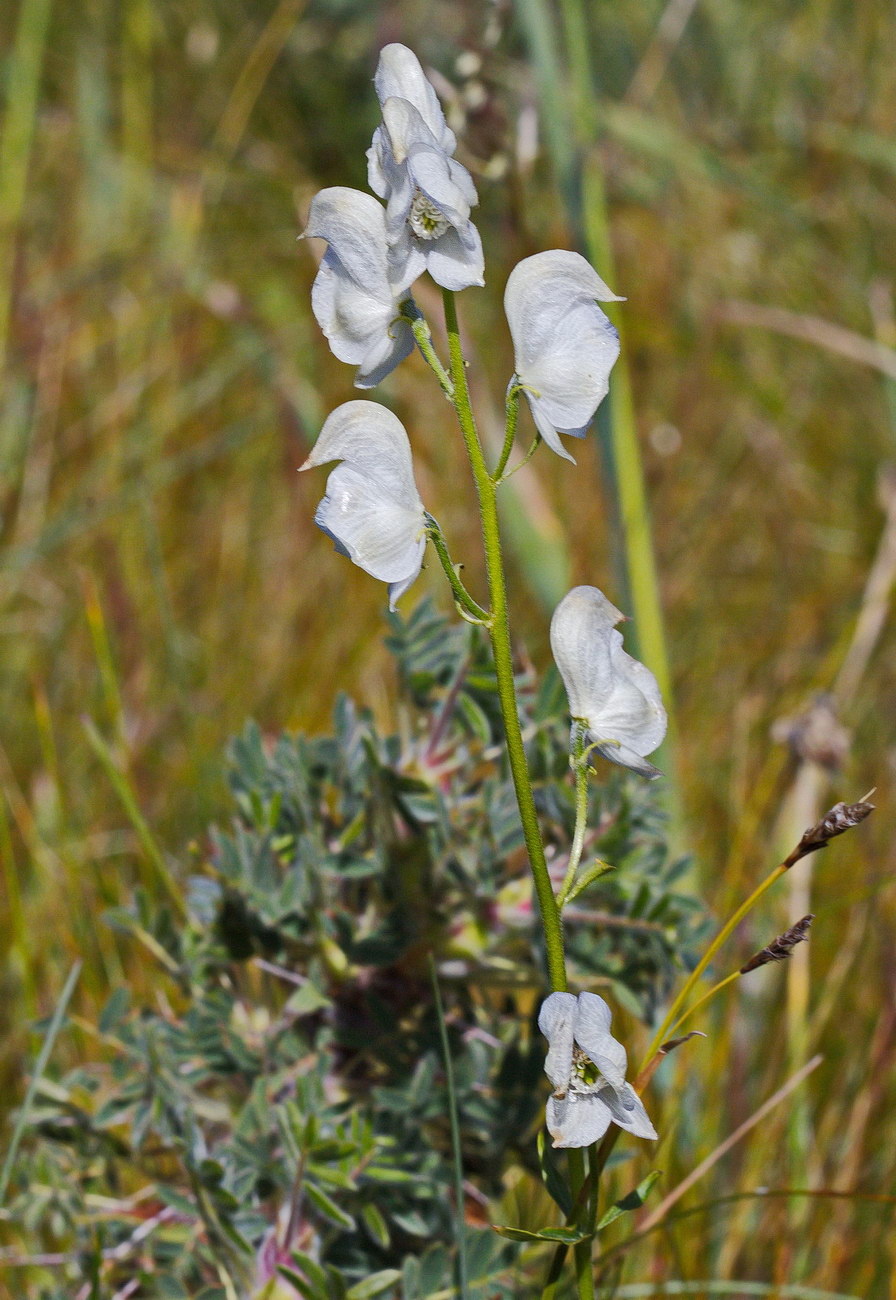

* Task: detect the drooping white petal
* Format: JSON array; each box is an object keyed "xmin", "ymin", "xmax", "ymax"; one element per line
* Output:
[
  {"xmin": 537, "ymin": 992, "xmax": 577, "ymax": 1091},
  {"xmin": 550, "ymin": 586, "xmax": 667, "ymax": 778},
  {"xmin": 546, "ymin": 1091, "xmax": 614, "ymax": 1148},
  {"xmin": 373, "ymin": 44, "xmax": 457, "ymax": 155},
  {"xmin": 302, "ymin": 187, "xmax": 414, "ymax": 387},
  {"xmin": 300, "ymin": 402, "xmax": 427, "ymax": 609},
  {"xmin": 572, "ymin": 992, "xmax": 628, "ymax": 1089},
  {"xmin": 505, "ymin": 250, "xmax": 622, "ymax": 461},
  {"xmin": 594, "ymin": 1081, "xmax": 658, "ymax": 1141}
]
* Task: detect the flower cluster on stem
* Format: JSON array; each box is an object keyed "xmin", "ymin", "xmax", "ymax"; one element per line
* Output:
[{"xmin": 299, "ymin": 43, "xmax": 670, "ymax": 1293}]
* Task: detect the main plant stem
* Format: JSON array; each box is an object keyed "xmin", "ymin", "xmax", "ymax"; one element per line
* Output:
[{"xmin": 442, "ymin": 290, "xmax": 567, "ymax": 994}]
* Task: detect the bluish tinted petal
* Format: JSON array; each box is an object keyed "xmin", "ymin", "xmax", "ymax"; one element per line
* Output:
[
  {"xmin": 355, "ymin": 316, "xmax": 415, "ymax": 389},
  {"xmin": 421, "ymin": 221, "xmax": 484, "ymax": 291},
  {"xmin": 526, "ymin": 395, "xmax": 579, "ymax": 463},
  {"xmin": 594, "ymin": 1081, "xmax": 658, "ymax": 1140},
  {"xmin": 592, "ymin": 740, "xmax": 663, "ymax": 780},
  {"xmin": 546, "ymin": 1091, "xmax": 613, "ymax": 1149}
]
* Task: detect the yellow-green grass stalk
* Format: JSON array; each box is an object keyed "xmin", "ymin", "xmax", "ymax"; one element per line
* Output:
[
  {"xmin": 0, "ymin": 959, "xmax": 82, "ymax": 1209},
  {"xmin": 0, "ymin": 0, "xmax": 54, "ymax": 367}
]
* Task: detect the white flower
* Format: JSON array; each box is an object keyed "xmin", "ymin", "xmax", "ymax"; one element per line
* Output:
[
  {"xmin": 504, "ymin": 250, "xmax": 623, "ymax": 462},
  {"xmin": 367, "ymin": 44, "xmax": 484, "ymax": 294},
  {"xmin": 300, "ymin": 401, "xmax": 427, "ymax": 609},
  {"xmin": 538, "ymin": 991, "xmax": 657, "ymax": 1149},
  {"xmin": 550, "ymin": 585, "xmax": 667, "ymax": 779},
  {"xmin": 302, "ymin": 187, "xmax": 415, "ymax": 388}
]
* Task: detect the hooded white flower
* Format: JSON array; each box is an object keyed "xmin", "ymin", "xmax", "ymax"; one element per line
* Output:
[
  {"xmin": 504, "ymin": 250, "xmax": 623, "ymax": 462},
  {"xmin": 367, "ymin": 44, "xmax": 484, "ymax": 294},
  {"xmin": 550, "ymin": 585, "xmax": 667, "ymax": 779},
  {"xmin": 300, "ymin": 401, "xmax": 427, "ymax": 609},
  {"xmin": 538, "ymin": 991, "xmax": 657, "ymax": 1148},
  {"xmin": 302, "ymin": 187, "xmax": 415, "ymax": 388}
]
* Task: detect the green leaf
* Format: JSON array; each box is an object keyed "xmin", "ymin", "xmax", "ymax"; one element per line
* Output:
[
  {"xmin": 285, "ymin": 982, "xmax": 333, "ymax": 1017},
  {"xmin": 346, "ymin": 1269, "xmax": 403, "ymax": 1299},
  {"xmin": 537, "ymin": 1130, "xmax": 572, "ymax": 1217},
  {"xmin": 305, "ymin": 1178, "xmax": 355, "ymax": 1229},
  {"xmin": 492, "ymin": 1223, "xmax": 591, "ymax": 1244},
  {"xmin": 277, "ymin": 1265, "xmax": 320, "ymax": 1299},
  {"xmin": 98, "ymin": 986, "xmax": 130, "ymax": 1033},
  {"xmin": 288, "ymin": 1250, "xmax": 330, "ymax": 1294},
  {"xmin": 564, "ymin": 858, "xmax": 616, "ymax": 904},
  {"xmin": 596, "ymin": 1169, "xmax": 663, "ymax": 1231},
  {"xmin": 361, "ymin": 1201, "xmax": 390, "ymax": 1248},
  {"xmin": 457, "ymin": 690, "xmax": 493, "ymax": 744}
]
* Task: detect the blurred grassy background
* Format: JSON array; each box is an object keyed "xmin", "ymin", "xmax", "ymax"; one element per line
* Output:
[{"xmin": 1, "ymin": 0, "xmax": 894, "ymax": 1291}]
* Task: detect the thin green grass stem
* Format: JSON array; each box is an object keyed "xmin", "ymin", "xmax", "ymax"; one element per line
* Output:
[
  {"xmin": 587, "ymin": 860, "xmax": 792, "ymax": 1194},
  {"xmin": 640, "ymin": 863, "xmax": 789, "ymax": 1072},
  {"xmin": 0, "ymin": 796, "xmax": 36, "ymax": 1017},
  {"xmin": 430, "ymin": 958, "xmax": 468, "ymax": 1300},
  {"xmin": 441, "ymin": 289, "xmax": 566, "ymax": 994},
  {"xmin": 0, "ymin": 0, "xmax": 54, "ymax": 367},
  {"xmin": 0, "ymin": 960, "xmax": 81, "ymax": 1207},
  {"xmin": 83, "ymin": 718, "xmax": 187, "ymax": 918},
  {"xmin": 662, "ymin": 971, "xmax": 742, "ymax": 1041},
  {"xmin": 424, "ymin": 515, "xmax": 490, "ymax": 624}
]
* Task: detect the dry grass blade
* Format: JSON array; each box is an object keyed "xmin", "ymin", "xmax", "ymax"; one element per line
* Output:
[
  {"xmin": 716, "ymin": 300, "xmax": 896, "ymax": 380},
  {"xmin": 636, "ymin": 1054, "xmax": 824, "ymax": 1233}
]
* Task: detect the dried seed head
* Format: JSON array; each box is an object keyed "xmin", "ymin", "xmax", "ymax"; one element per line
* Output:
[
  {"xmin": 659, "ymin": 1030, "xmax": 706, "ymax": 1056},
  {"xmin": 741, "ymin": 914, "xmax": 815, "ymax": 974},
  {"xmin": 787, "ymin": 793, "xmax": 875, "ymax": 866}
]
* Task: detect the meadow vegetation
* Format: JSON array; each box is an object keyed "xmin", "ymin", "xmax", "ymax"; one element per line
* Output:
[{"xmin": 1, "ymin": 0, "xmax": 894, "ymax": 1295}]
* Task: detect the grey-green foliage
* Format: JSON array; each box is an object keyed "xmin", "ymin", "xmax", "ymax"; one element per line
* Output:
[{"xmin": 7, "ymin": 601, "xmax": 704, "ymax": 1296}]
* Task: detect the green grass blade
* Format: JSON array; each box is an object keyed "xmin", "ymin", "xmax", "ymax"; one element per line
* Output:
[
  {"xmin": 429, "ymin": 957, "xmax": 468, "ymax": 1300},
  {"xmin": 82, "ymin": 718, "xmax": 186, "ymax": 918},
  {"xmin": 0, "ymin": 959, "xmax": 81, "ymax": 1207},
  {"xmin": 0, "ymin": 0, "xmax": 54, "ymax": 364}
]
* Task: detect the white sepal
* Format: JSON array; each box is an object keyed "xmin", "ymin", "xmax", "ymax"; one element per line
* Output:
[
  {"xmin": 504, "ymin": 250, "xmax": 622, "ymax": 461},
  {"xmin": 300, "ymin": 401, "xmax": 427, "ymax": 609},
  {"xmin": 302, "ymin": 187, "xmax": 414, "ymax": 388},
  {"xmin": 550, "ymin": 585, "xmax": 667, "ymax": 779}
]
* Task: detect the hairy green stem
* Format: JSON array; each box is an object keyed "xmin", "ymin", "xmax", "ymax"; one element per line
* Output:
[
  {"xmin": 493, "ymin": 380, "xmax": 521, "ymax": 481},
  {"xmin": 568, "ymin": 1147, "xmax": 595, "ymax": 1299},
  {"xmin": 425, "ymin": 514, "xmax": 490, "ymax": 623},
  {"xmin": 403, "ymin": 301, "xmax": 454, "ymax": 397},
  {"xmin": 557, "ymin": 721, "xmax": 590, "ymax": 906},
  {"xmin": 500, "ymin": 434, "xmax": 542, "ymax": 481},
  {"xmin": 442, "ymin": 289, "xmax": 567, "ymax": 993}
]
